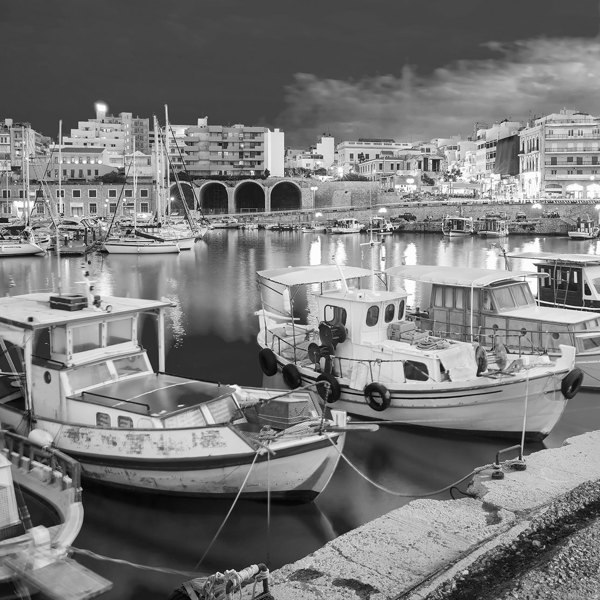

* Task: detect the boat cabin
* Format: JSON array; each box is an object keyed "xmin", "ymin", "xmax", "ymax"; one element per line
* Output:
[
  {"xmin": 508, "ymin": 252, "xmax": 600, "ymax": 311},
  {"xmin": 385, "ymin": 265, "xmax": 600, "ymax": 355},
  {"xmin": 442, "ymin": 216, "xmax": 474, "ymax": 236}
]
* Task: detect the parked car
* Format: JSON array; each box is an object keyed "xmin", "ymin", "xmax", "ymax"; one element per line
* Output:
[{"xmin": 392, "ymin": 213, "xmax": 417, "ymax": 222}]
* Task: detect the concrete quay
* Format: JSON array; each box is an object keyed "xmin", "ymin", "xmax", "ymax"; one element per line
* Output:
[{"xmin": 246, "ymin": 430, "xmax": 600, "ymax": 600}]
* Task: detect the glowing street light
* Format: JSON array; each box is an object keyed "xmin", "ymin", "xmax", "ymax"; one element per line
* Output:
[{"xmin": 378, "ymin": 207, "xmax": 387, "ymax": 214}]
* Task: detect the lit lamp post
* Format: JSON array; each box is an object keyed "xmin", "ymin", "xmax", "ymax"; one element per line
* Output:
[{"xmin": 310, "ymin": 186, "xmax": 318, "ymax": 211}]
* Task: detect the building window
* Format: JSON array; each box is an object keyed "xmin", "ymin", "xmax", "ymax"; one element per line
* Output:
[
  {"xmin": 1, "ymin": 190, "xmax": 9, "ymax": 198},
  {"xmin": 140, "ymin": 202, "xmax": 149, "ymax": 212},
  {"xmin": 140, "ymin": 189, "xmax": 148, "ymax": 198},
  {"xmin": 57, "ymin": 189, "xmax": 65, "ymax": 198},
  {"xmin": 88, "ymin": 189, "xmax": 97, "ymax": 198},
  {"xmin": 567, "ymin": 156, "xmax": 573, "ymax": 163},
  {"xmin": 550, "ymin": 157, "xmax": 557, "ymax": 165},
  {"xmin": 577, "ymin": 170, "xmax": 583, "ymax": 174},
  {"xmin": 89, "ymin": 203, "xmax": 97, "ymax": 214},
  {"xmin": 576, "ymin": 157, "xmax": 583, "ymax": 165},
  {"xmin": 124, "ymin": 190, "xmax": 133, "ymax": 198},
  {"xmin": 108, "ymin": 189, "xmax": 117, "ymax": 198},
  {"xmin": 551, "ymin": 170, "xmax": 557, "ymax": 175},
  {"xmin": 72, "ymin": 189, "xmax": 81, "ymax": 198},
  {"xmin": 109, "ymin": 203, "xmax": 116, "ymax": 214}
]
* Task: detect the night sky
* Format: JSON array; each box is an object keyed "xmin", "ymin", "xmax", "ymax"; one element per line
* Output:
[{"xmin": 2, "ymin": 0, "xmax": 600, "ymax": 146}]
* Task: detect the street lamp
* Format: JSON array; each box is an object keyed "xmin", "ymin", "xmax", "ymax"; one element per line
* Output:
[
  {"xmin": 378, "ymin": 207, "xmax": 387, "ymax": 214},
  {"xmin": 310, "ymin": 186, "xmax": 318, "ymax": 210}
]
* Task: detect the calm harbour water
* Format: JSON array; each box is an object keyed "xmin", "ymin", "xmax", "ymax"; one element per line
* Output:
[{"xmin": 5, "ymin": 230, "xmax": 600, "ymax": 600}]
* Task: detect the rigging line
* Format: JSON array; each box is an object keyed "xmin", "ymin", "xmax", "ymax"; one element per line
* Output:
[
  {"xmin": 194, "ymin": 450, "xmax": 261, "ymax": 570},
  {"xmin": 325, "ymin": 435, "xmax": 498, "ymax": 498},
  {"xmin": 69, "ymin": 546, "xmax": 210, "ymax": 578},
  {"xmin": 28, "ymin": 145, "xmax": 58, "ymax": 227}
]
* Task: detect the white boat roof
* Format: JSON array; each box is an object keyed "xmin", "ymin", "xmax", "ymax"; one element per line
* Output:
[
  {"xmin": 385, "ymin": 265, "xmax": 538, "ymax": 287},
  {"xmin": 257, "ymin": 265, "xmax": 374, "ymax": 287},
  {"xmin": 0, "ymin": 293, "xmax": 171, "ymax": 331},
  {"xmin": 508, "ymin": 251, "xmax": 600, "ymax": 265},
  {"xmin": 501, "ymin": 305, "xmax": 598, "ymax": 324}
]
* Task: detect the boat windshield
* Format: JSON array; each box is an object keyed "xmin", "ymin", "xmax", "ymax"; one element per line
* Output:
[
  {"xmin": 591, "ymin": 277, "xmax": 600, "ymax": 294},
  {"xmin": 491, "ymin": 283, "xmax": 535, "ymax": 311}
]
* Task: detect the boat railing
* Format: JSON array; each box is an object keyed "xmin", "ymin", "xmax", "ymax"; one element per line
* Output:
[{"xmin": 0, "ymin": 430, "xmax": 82, "ymax": 501}]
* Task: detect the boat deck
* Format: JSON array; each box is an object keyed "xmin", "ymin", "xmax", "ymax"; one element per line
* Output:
[{"xmin": 77, "ymin": 373, "xmax": 236, "ymax": 417}]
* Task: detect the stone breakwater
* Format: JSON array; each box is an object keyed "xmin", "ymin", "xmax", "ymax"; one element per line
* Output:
[{"xmin": 242, "ymin": 431, "xmax": 600, "ymax": 600}]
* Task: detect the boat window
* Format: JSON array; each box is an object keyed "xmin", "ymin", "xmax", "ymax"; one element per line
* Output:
[
  {"xmin": 72, "ymin": 323, "xmax": 101, "ymax": 353},
  {"xmin": 433, "ymin": 286, "xmax": 443, "ymax": 307},
  {"xmin": 482, "ymin": 290, "xmax": 493, "ymax": 311},
  {"xmin": 493, "ymin": 287, "xmax": 515, "ymax": 311},
  {"xmin": 404, "ymin": 360, "xmax": 429, "ymax": 381},
  {"xmin": 581, "ymin": 336, "xmax": 600, "ymax": 351},
  {"xmin": 206, "ymin": 395, "xmax": 240, "ymax": 424},
  {"xmin": 113, "ymin": 354, "xmax": 147, "ymax": 377},
  {"xmin": 107, "ymin": 318, "xmax": 133, "ymax": 346},
  {"xmin": 443, "ymin": 287, "xmax": 454, "ymax": 308},
  {"xmin": 118, "ymin": 416, "xmax": 133, "ymax": 429},
  {"xmin": 163, "ymin": 408, "xmax": 207, "ymax": 428},
  {"xmin": 398, "ymin": 299, "xmax": 405, "ymax": 320},
  {"xmin": 96, "ymin": 412, "xmax": 111, "ymax": 428},
  {"xmin": 33, "ymin": 328, "xmax": 51, "ymax": 360},
  {"xmin": 51, "ymin": 327, "xmax": 67, "ymax": 354},
  {"xmin": 69, "ymin": 362, "xmax": 112, "ymax": 392},
  {"xmin": 510, "ymin": 284, "xmax": 531, "ymax": 308},
  {"xmin": 324, "ymin": 305, "xmax": 347, "ymax": 325},
  {"xmin": 366, "ymin": 306, "xmax": 379, "ymax": 327},
  {"xmin": 455, "ymin": 288, "xmax": 464, "ymax": 310},
  {"xmin": 384, "ymin": 304, "xmax": 395, "ymax": 323},
  {"xmin": 591, "ymin": 278, "xmax": 600, "ymax": 294}
]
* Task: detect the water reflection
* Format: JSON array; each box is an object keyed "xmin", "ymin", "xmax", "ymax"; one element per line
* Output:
[{"xmin": 5, "ymin": 230, "xmax": 600, "ymax": 600}]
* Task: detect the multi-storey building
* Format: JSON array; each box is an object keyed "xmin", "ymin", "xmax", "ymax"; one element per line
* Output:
[
  {"xmin": 158, "ymin": 118, "xmax": 284, "ymax": 178},
  {"xmin": 336, "ymin": 139, "xmax": 413, "ymax": 175},
  {"xmin": 0, "ymin": 119, "xmax": 51, "ymax": 178},
  {"xmin": 519, "ymin": 109, "xmax": 600, "ymax": 200},
  {"xmin": 474, "ymin": 120, "xmax": 522, "ymax": 195},
  {"xmin": 63, "ymin": 103, "xmax": 150, "ymax": 155}
]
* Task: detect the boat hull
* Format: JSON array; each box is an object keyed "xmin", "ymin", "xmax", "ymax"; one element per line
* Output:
[
  {"xmin": 3, "ymin": 414, "xmax": 344, "ymax": 499},
  {"xmin": 0, "ymin": 241, "xmax": 45, "ymax": 256},
  {"xmin": 104, "ymin": 241, "xmax": 180, "ymax": 254},
  {"xmin": 263, "ymin": 352, "xmax": 570, "ymax": 440}
]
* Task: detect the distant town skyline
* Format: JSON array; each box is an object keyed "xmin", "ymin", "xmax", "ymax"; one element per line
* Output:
[{"xmin": 2, "ymin": 0, "xmax": 600, "ymax": 146}]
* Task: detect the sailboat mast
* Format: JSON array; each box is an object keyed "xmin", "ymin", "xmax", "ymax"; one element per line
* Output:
[
  {"xmin": 57, "ymin": 120, "xmax": 63, "ymax": 295},
  {"xmin": 164, "ymin": 105, "xmax": 170, "ymax": 219},
  {"xmin": 153, "ymin": 116, "xmax": 162, "ymax": 223}
]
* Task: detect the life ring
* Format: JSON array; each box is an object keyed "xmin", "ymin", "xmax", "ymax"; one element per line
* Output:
[
  {"xmin": 364, "ymin": 382, "xmax": 391, "ymax": 412},
  {"xmin": 282, "ymin": 363, "xmax": 302, "ymax": 389},
  {"xmin": 561, "ymin": 368, "xmax": 584, "ymax": 399},
  {"xmin": 258, "ymin": 348, "xmax": 278, "ymax": 376},
  {"xmin": 316, "ymin": 373, "xmax": 341, "ymax": 403},
  {"xmin": 475, "ymin": 344, "xmax": 488, "ymax": 376}
]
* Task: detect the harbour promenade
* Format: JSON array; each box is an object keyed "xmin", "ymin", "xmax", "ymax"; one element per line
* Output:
[{"xmin": 246, "ymin": 430, "xmax": 600, "ymax": 600}]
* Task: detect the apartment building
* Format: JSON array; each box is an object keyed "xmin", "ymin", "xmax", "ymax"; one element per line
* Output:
[
  {"xmin": 63, "ymin": 103, "xmax": 150, "ymax": 155},
  {"xmin": 0, "ymin": 119, "xmax": 51, "ymax": 177},
  {"xmin": 519, "ymin": 109, "xmax": 600, "ymax": 199}
]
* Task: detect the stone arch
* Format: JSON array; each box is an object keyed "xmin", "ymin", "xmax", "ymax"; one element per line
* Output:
[
  {"xmin": 199, "ymin": 182, "xmax": 229, "ymax": 214},
  {"xmin": 234, "ymin": 181, "xmax": 265, "ymax": 213},
  {"xmin": 270, "ymin": 181, "xmax": 302, "ymax": 211}
]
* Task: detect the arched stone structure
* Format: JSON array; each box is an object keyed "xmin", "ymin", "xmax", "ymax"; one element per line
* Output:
[
  {"xmin": 234, "ymin": 181, "xmax": 266, "ymax": 213},
  {"xmin": 199, "ymin": 181, "xmax": 229, "ymax": 214},
  {"xmin": 269, "ymin": 181, "xmax": 302, "ymax": 211}
]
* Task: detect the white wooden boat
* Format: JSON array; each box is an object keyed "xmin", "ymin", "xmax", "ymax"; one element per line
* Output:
[
  {"xmin": 256, "ymin": 265, "xmax": 581, "ymax": 440},
  {"xmin": 103, "ymin": 236, "xmax": 180, "ymax": 254},
  {"xmin": 442, "ymin": 215, "xmax": 474, "ymax": 237},
  {"xmin": 0, "ymin": 430, "xmax": 112, "ymax": 599},
  {"xmin": 327, "ymin": 218, "xmax": 362, "ymax": 234},
  {"xmin": 0, "ymin": 291, "xmax": 347, "ymax": 501},
  {"xmin": 0, "ymin": 228, "xmax": 46, "ymax": 257},
  {"xmin": 301, "ymin": 223, "xmax": 327, "ymax": 233},
  {"xmin": 567, "ymin": 217, "xmax": 599, "ymax": 239},
  {"xmin": 210, "ymin": 217, "xmax": 241, "ymax": 229},
  {"xmin": 386, "ymin": 263, "xmax": 600, "ymax": 390}
]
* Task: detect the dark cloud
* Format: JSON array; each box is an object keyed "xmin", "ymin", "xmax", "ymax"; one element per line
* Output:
[{"xmin": 277, "ymin": 37, "xmax": 600, "ymax": 146}]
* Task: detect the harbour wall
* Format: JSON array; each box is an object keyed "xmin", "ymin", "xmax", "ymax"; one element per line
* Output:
[{"xmin": 246, "ymin": 430, "xmax": 600, "ymax": 600}]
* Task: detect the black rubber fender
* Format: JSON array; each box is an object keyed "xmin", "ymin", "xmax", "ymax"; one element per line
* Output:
[
  {"xmin": 364, "ymin": 382, "xmax": 391, "ymax": 412},
  {"xmin": 475, "ymin": 344, "xmax": 488, "ymax": 376},
  {"xmin": 258, "ymin": 348, "xmax": 278, "ymax": 376},
  {"xmin": 282, "ymin": 363, "xmax": 302, "ymax": 389},
  {"xmin": 316, "ymin": 373, "xmax": 341, "ymax": 403},
  {"xmin": 561, "ymin": 368, "xmax": 584, "ymax": 399}
]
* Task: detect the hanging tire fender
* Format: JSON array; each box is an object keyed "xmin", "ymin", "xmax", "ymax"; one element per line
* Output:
[
  {"xmin": 282, "ymin": 363, "xmax": 302, "ymax": 389},
  {"xmin": 475, "ymin": 344, "xmax": 488, "ymax": 376},
  {"xmin": 316, "ymin": 373, "xmax": 341, "ymax": 403},
  {"xmin": 258, "ymin": 348, "xmax": 278, "ymax": 377},
  {"xmin": 561, "ymin": 368, "xmax": 584, "ymax": 399},
  {"xmin": 364, "ymin": 382, "xmax": 391, "ymax": 412}
]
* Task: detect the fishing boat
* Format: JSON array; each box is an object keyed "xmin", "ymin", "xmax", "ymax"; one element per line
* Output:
[
  {"xmin": 507, "ymin": 251, "xmax": 600, "ymax": 312},
  {"xmin": 301, "ymin": 223, "xmax": 327, "ymax": 233},
  {"xmin": 256, "ymin": 265, "xmax": 581, "ymax": 440},
  {"xmin": 0, "ymin": 430, "xmax": 111, "ymax": 599},
  {"xmin": 441, "ymin": 215, "xmax": 474, "ymax": 237},
  {"xmin": 360, "ymin": 216, "xmax": 394, "ymax": 234},
  {"xmin": 210, "ymin": 216, "xmax": 241, "ymax": 229},
  {"xmin": 327, "ymin": 218, "xmax": 362, "ymax": 234},
  {"xmin": 0, "ymin": 286, "xmax": 349, "ymax": 501},
  {"xmin": 477, "ymin": 213, "xmax": 509, "ymax": 238},
  {"xmin": 567, "ymin": 216, "xmax": 599, "ymax": 239},
  {"xmin": 385, "ymin": 263, "xmax": 600, "ymax": 390}
]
